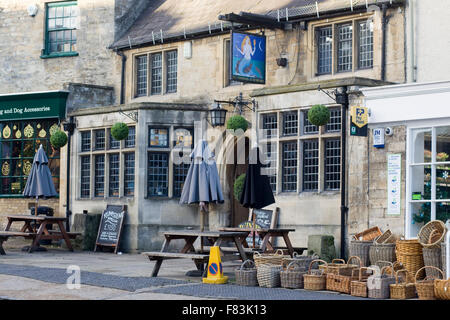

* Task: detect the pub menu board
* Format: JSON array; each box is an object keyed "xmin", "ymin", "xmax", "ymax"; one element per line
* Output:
[
  {"xmin": 95, "ymin": 206, "xmax": 125, "ymax": 254},
  {"xmin": 245, "ymin": 209, "xmax": 274, "ymax": 247}
]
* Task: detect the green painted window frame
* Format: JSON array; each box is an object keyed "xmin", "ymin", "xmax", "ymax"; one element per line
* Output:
[
  {"xmin": 0, "ymin": 119, "xmax": 60, "ymax": 197},
  {"xmin": 41, "ymin": 1, "xmax": 78, "ymax": 59}
]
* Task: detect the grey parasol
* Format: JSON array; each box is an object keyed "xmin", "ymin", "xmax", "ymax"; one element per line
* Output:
[
  {"xmin": 179, "ymin": 140, "xmax": 224, "ymax": 231},
  {"xmin": 23, "ymin": 144, "xmax": 57, "ymax": 215}
]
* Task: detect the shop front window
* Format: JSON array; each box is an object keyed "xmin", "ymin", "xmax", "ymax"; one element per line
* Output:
[
  {"xmin": 409, "ymin": 126, "xmax": 450, "ymax": 236},
  {"xmin": 0, "ymin": 120, "xmax": 60, "ymax": 196}
]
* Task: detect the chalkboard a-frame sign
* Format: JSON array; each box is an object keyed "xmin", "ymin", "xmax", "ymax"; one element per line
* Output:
[{"xmin": 94, "ymin": 205, "xmax": 126, "ymax": 254}]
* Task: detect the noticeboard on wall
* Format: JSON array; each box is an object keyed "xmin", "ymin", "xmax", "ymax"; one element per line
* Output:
[
  {"xmin": 387, "ymin": 154, "xmax": 401, "ymax": 215},
  {"xmin": 230, "ymin": 31, "xmax": 266, "ymax": 84}
]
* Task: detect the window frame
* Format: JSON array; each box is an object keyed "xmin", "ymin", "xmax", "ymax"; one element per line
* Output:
[{"xmin": 41, "ymin": 1, "xmax": 79, "ymax": 59}]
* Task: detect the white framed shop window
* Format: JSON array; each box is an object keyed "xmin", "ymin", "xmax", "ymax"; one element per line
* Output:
[{"xmin": 406, "ymin": 123, "xmax": 450, "ymax": 238}]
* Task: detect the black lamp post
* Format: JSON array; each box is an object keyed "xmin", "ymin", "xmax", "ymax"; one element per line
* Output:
[{"xmin": 208, "ymin": 102, "xmax": 228, "ymax": 127}]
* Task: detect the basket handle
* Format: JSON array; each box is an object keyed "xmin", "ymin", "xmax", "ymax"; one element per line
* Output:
[
  {"xmin": 253, "ymin": 251, "xmax": 261, "ymax": 258},
  {"xmin": 366, "ymin": 267, "xmax": 380, "ymax": 277},
  {"xmin": 428, "ymin": 229, "xmax": 441, "ymax": 244},
  {"xmin": 239, "ymin": 259, "xmax": 255, "ymax": 270},
  {"xmin": 275, "ymin": 249, "xmax": 285, "ymax": 256},
  {"xmin": 292, "ymin": 252, "xmax": 298, "ymax": 258},
  {"xmin": 347, "ymin": 255, "xmax": 362, "ymax": 268},
  {"xmin": 358, "ymin": 267, "xmax": 371, "ymax": 281},
  {"xmin": 377, "ymin": 260, "xmax": 394, "ymax": 271},
  {"xmin": 331, "ymin": 258, "xmax": 346, "ymax": 265},
  {"xmin": 395, "ymin": 269, "xmax": 409, "ymax": 285},
  {"xmin": 381, "ymin": 265, "xmax": 394, "ymax": 276},
  {"xmin": 392, "ymin": 261, "xmax": 404, "ymax": 270},
  {"xmin": 287, "ymin": 261, "xmax": 302, "ymax": 272},
  {"xmin": 415, "ymin": 266, "xmax": 444, "ymax": 283},
  {"xmin": 309, "ymin": 259, "xmax": 328, "ymax": 274}
]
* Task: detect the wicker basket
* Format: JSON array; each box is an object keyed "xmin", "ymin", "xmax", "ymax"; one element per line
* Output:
[
  {"xmin": 257, "ymin": 263, "xmax": 283, "ymax": 288},
  {"xmin": 280, "ymin": 261, "xmax": 307, "ymax": 289},
  {"xmin": 354, "ymin": 227, "xmax": 382, "ymax": 241},
  {"xmin": 389, "ymin": 269, "xmax": 416, "ymax": 300},
  {"xmin": 350, "ymin": 267, "xmax": 373, "ymax": 298},
  {"xmin": 418, "ymin": 220, "xmax": 447, "ymax": 249},
  {"xmin": 415, "ymin": 266, "xmax": 444, "ymax": 300},
  {"xmin": 369, "ymin": 243, "xmax": 396, "ymax": 267},
  {"xmin": 235, "ymin": 260, "xmax": 258, "ymax": 287},
  {"xmin": 281, "ymin": 253, "xmax": 318, "ymax": 271},
  {"xmin": 326, "ymin": 256, "xmax": 362, "ymax": 294},
  {"xmin": 349, "ymin": 240, "xmax": 372, "ymax": 267},
  {"xmin": 375, "ymin": 230, "xmax": 396, "ymax": 244},
  {"xmin": 441, "ymin": 242, "xmax": 447, "ymax": 276},
  {"xmin": 423, "ymin": 247, "xmax": 443, "ymax": 278},
  {"xmin": 434, "ymin": 279, "xmax": 450, "ymax": 300},
  {"xmin": 367, "ymin": 265, "xmax": 396, "ymax": 299},
  {"xmin": 253, "ymin": 249, "xmax": 286, "ymax": 267},
  {"xmin": 319, "ymin": 257, "xmax": 360, "ymax": 275},
  {"xmin": 304, "ymin": 259, "xmax": 328, "ymax": 291},
  {"xmin": 396, "ymin": 239, "xmax": 425, "ymax": 279}
]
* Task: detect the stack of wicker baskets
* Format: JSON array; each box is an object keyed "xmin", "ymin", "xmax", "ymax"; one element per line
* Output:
[
  {"xmin": 389, "ymin": 269, "xmax": 416, "ymax": 299},
  {"xmin": 418, "ymin": 220, "xmax": 447, "ymax": 278},
  {"xmin": 369, "ymin": 231, "xmax": 397, "ymax": 267},
  {"xmin": 281, "ymin": 252, "xmax": 318, "ymax": 272},
  {"xmin": 350, "ymin": 267, "xmax": 373, "ymax": 298},
  {"xmin": 256, "ymin": 263, "xmax": 283, "ymax": 288},
  {"xmin": 415, "ymin": 266, "xmax": 444, "ymax": 300},
  {"xmin": 235, "ymin": 260, "xmax": 258, "ymax": 287},
  {"xmin": 396, "ymin": 239, "xmax": 425, "ymax": 279},
  {"xmin": 304, "ymin": 259, "xmax": 328, "ymax": 291},
  {"xmin": 253, "ymin": 249, "xmax": 286, "ymax": 267},
  {"xmin": 280, "ymin": 261, "xmax": 307, "ymax": 289},
  {"xmin": 349, "ymin": 240, "xmax": 372, "ymax": 267}
]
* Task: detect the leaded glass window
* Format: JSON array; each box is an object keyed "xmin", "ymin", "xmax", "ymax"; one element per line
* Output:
[
  {"xmin": 262, "ymin": 113, "xmax": 278, "ymax": 139},
  {"xmin": 94, "ymin": 129, "xmax": 105, "ymax": 150},
  {"xmin": 358, "ymin": 20, "xmax": 374, "ymax": 69},
  {"xmin": 125, "ymin": 126, "xmax": 136, "ymax": 148},
  {"xmin": 45, "ymin": 1, "xmax": 78, "ymax": 55},
  {"xmin": 81, "ymin": 131, "xmax": 91, "ymax": 152},
  {"xmin": 149, "ymin": 128, "xmax": 169, "ymax": 147},
  {"xmin": 124, "ymin": 152, "xmax": 135, "ymax": 196},
  {"xmin": 325, "ymin": 108, "xmax": 342, "ymax": 133},
  {"xmin": 337, "ymin": 24, "xmax": 353, "ymax": 72},
  {"xmin": 109, "ymin": 129, "xmax": 120, "ymax": 149},
  {"xmin": 136, "ymin": 55, "xmax": 148, "ymax": 97},
  {"xmin": 317, "ymin": 26, "xmax": 333, "ymax": 74},
  {"xmin": 303, "ymin": 140, "xmax": 319, "ymax": 191},
  {"xmin": 282, "ymin": 141, "xmax": 298, "ymax": 192},
  {"xmin": 94, "ymin": 155, "xmax": 105, "ymax": 197},
  {"xmin": 109, "ymin": 153, "xmax": 120, "ymax": 197},
  {"xmin": 263, "ymin": 142, "xmax": 277, "ymax": 193},
  {"xmin": 80, "ymin": 155, "xmax": 90, "ymax": 198},
  {"xmin": 283, "ymin": 112, "xmax": 298, "ymax": 136},
  {"xmin": 173, "ymin": 162, "xmax": 190, "ymax": 197},
  {"xmin": 0, "ymin": 120, "xmax": 60, "ymax": 195},
  {"xmin": 166, "ymin": 50, "xmax": 178, "ymax": 93},
  {"xmin": 151, "ymin": 53, "xmax": 162, "ymax": 95},
  {"xmin": 302, "ymin": 111, "xmax": 319, "ymax": 135},
  {"xmin": 148, "ymin": 152, "xmax": 169, "ymax": 197},
  {"xmin": 325, "ymin": 139, "xmax": 341, "ymax": 190}
]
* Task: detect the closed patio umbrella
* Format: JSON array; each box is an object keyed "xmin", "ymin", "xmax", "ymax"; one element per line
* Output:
[
  {"xmin": 23, "ymin": 144, "xmax": 58, "ymax": 216},
  {"xmin": 180, "ymin": 140, "xmax": 224, "ymax": 231}
]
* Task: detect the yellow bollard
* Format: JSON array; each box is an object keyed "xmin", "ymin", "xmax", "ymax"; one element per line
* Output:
[{"xmin": 202, "ymin": 246, "xmax": 228, "ymax": 284}]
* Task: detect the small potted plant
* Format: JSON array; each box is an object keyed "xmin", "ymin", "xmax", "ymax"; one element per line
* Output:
[
  {"xmin": 50, "ymin": 130, "xmax": 68, "ymax": 149},
  {"xmin": 111, "ymin": 122, "xmax": 129, "ymax": 141},
  {"xmin": 308, "ymin": 104, "xmax": 330, "ymax": 127},
  {"xmin": 227, "ymin": 115, "xmax": 248, "ymax": 134}
]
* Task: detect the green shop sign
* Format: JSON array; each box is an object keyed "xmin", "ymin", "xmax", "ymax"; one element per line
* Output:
[{"xmin": 0, "ymin": 91, "xmax": 69, "ymax": 121}]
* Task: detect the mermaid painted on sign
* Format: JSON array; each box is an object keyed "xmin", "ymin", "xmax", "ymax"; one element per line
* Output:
[{"xmin": 234, "ymin": 35, "xmax": 263, "ymax": 79}]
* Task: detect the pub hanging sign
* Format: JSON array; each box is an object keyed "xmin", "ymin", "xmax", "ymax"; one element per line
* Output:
[
  {"xmin": 350, "ymin": 106, "xmax": 368, "ymax": 137},
  {"xmin": 0, "ymin": 91, "xmax": 69, "ymax": 121}
]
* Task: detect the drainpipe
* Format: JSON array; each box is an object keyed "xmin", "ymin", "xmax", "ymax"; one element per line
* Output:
[
  {"xmin": 63, "ymin": 117, "xmax": 75, "ymax": 232},
  {"xmin": 381, "ymin": 4, "xmax": 387, "ymax": 81},
  {"xmin": 408, "ymin": 0, "xmax": 417, "ymax": 82},
  {"xmin": 115, "ymin": 50, "xmax": 127, "ymax": 105},
  {"xmin": 336, "ymin": 86, "xmax": 349, "ymax": 260}
]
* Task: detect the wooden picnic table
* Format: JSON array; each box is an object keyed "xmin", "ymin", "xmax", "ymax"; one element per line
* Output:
[
  {"xmin": 142, "ymin": 230, "xmax": 250, "ymax": 277},
  {"xmin": 2, "ymin": 215, "xmax": 79, "ymax": 253},
  {"xmin": 218, "ymin": 227, "xmax": 297, "ymax": 257}
]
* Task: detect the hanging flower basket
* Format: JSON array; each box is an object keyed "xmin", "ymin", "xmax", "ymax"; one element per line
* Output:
[
  {"xmin": 111, "ymin": 122, "xmax": 129, "ymax": 141},
  {"xmin": 227, "ymin": 115, "xmax": 248, "ymax": 134},
  {"xmin": 234, "ymin": 173, "xmax": 246, "ymax": 201},
  {"xmin": 50, "ymin": 130, "xmax": 68, "ymax": 149},
  {"xmin": 308, "ymin": 104, "xmax": 330, "ymax": 126}
]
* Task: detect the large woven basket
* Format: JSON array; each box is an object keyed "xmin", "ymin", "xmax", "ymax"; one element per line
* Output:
[
  {"xmin": 418, "ymin": 220, "xmax": 447, "ymax": 249},
  {"xmin": 375, "ymin": 229, "xmax": 396, "ymax": 244},
  {"xmin": 319, "ymin": 257, "xmax": 360, "ymax": 275},
  {"xmin": 389, "ymin": 269, "xmax": 416, "ymax": 300},
  {"xmin": 349, "ymin": 240, "xmax": 372, "ymax": 267},
  {"xmin": 354, "ymin": 226, "xmax": 382, "ymax": 241},
  {"xmin": 369, "ymin": 243, "xmax": 396, "ymax": 267},
  {"xmin": 423, "ymin": 247, "xmax": 443, "ymax": 278},
  {"xmin": 367, "ymin": 265, "xmax": 396, "ymax": 299},
  {"xmin": 350, "ymin": 267, "xmax": 373, "ymax": 298},
  {"xmin": 253, "ymin": 249, "xmax": 286, "ymax": 267},
  {"xmin": 434, "ymin": 279, "xmax": 450, "ymax": 300},
  {"xmin": 441, "ymin": 242, "xmax": 447, "ymax": 276},
  {"xmin": 257, "ymin": 263, "xmax": 282, "ymax": 288},
  {"xmin": 326, "ymin": 256, "xmax": 362, "ymax": 294},
  {"xmin": 281, "ymin": 252, "xmax": 318, "ymax": 271},
  {"xmin": 235, "ymin": 260, "xmax": 258, "ymax": 287},
  {"xmin": 396, "ymin": 239, "xmax": 425, "ymax": 279},
  {"xmin": 304, "ymin": 259, "xmax": 328, "ymax": 291},
  {"xmin": 415, "ymin": 266, "xmax": 444, "ymax": 300},
  {"xmin": 280, "ymin": 261, "xmax": 307, "ymax": 289}
]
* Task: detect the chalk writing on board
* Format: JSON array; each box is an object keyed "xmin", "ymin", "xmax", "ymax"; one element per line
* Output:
[{"xmin": 98, "ymin": 210, "xmax": 124, "ymax": 244}]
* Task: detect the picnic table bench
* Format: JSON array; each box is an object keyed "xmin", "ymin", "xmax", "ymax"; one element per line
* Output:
[
  {"xmin": 142, "ymin": 230, "xmax": 250, "ymax": 277},
  {"xmin": 1, "ymin": 215, "xmax": 80, "ymax": 254}
]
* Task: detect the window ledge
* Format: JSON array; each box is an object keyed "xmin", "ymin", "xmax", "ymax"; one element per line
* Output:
[{"xmin": 40, "ymin": 52, "xmax": 79, "ymax": 59}]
